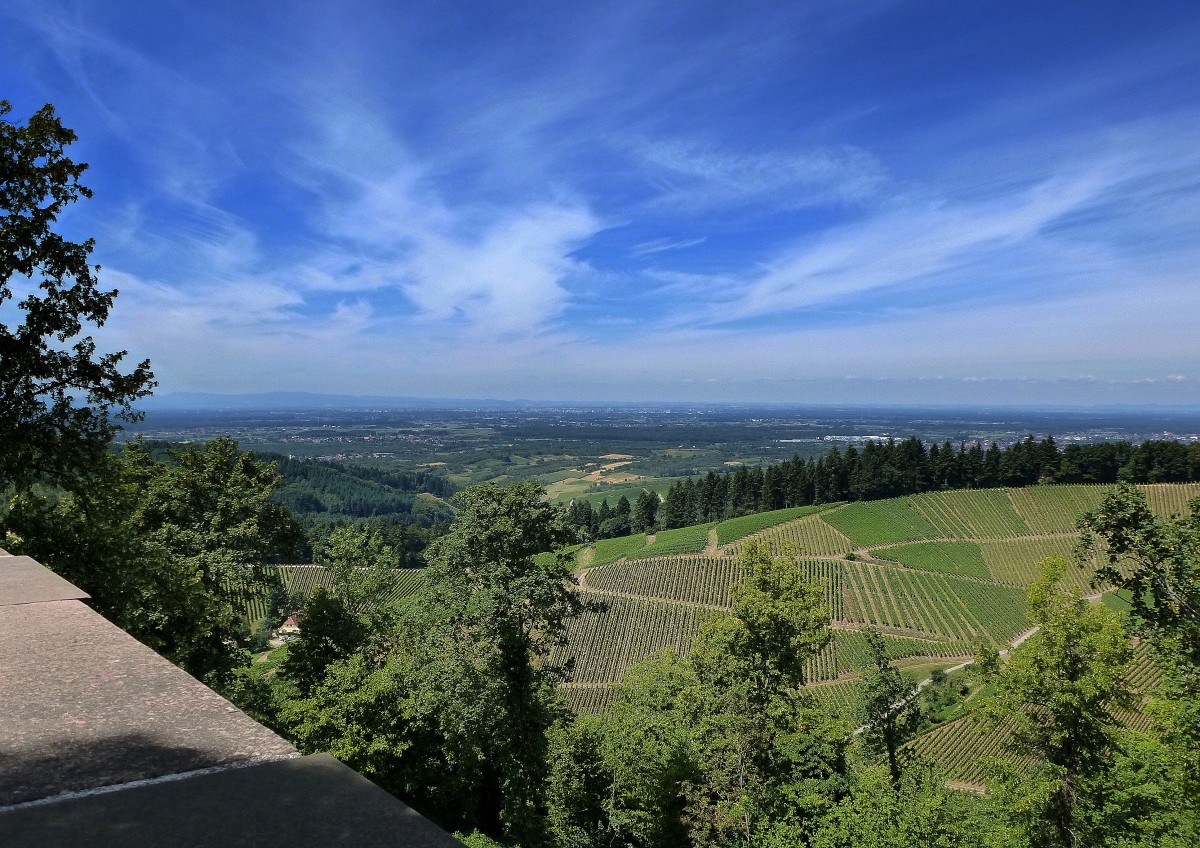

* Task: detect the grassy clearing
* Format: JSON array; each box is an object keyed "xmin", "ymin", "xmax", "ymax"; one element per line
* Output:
[
  {"xmin": 872, "ymin": 541, "xmax": 990, "ymax": 580},
  {"xmin": 550, "ymin": 477, "xmax": 677, "ymax": 506}
]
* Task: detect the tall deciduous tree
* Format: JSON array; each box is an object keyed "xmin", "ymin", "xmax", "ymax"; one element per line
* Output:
[
  {"xmin": 858, "ymin": 627, "xmax": 920, "ymax": 787},
  {"xmin": 981, "ymin": 556, "xmax": 1132, "ymax": 848},
  {"xmin": 1079, "ymin": 483, "xmax": 1200, "ymax": 800},
  {"xmin": 686, "ymin": 540, "xmax": 845, "ymax": 847},
  {"xmin": 412, "ymin": 481, "xmax": 582, "ymax": 844},
  {"xmin": 0, "ymin": 101, "xmax": 153, "ymax": 496}
]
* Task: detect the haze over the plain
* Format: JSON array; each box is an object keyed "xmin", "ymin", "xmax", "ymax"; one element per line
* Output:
[{"xmin": 3, "ymin": 1, "xmax": 1198, "ymax": 405}]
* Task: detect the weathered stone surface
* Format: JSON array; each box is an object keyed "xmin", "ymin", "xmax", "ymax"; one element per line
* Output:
[
  {"xmin": 0, "ymin": 556, "xmax": 89, "ymax": 606},
  {"xmin": 0, "ymin": 598, "xmax": 295, "ymax": 805}
]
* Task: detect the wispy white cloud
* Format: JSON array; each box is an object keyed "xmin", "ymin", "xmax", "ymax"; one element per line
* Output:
[
  {"xmin": 724, "ymin": 165, "xmax": 1120, "ymax": 320},
  {"xmin": 630, "ymin": 237, "xmax": 707, "ymax": 257},
  {"xmin": 625, "ymin": 135, "xmax": 887, "ymax": 210}
]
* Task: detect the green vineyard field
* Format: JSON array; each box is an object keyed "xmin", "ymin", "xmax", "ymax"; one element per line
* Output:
[
  {"xmin": 585, "ymin": 556, "xmax": 843, "ymax": 617},
  {"xmin": 628, "ymin": 523, "xmax": 714, "ymax": 559},
  {"xmin": 559, "ymin": 685, "xmax": 623, "ymax": 715},
  {"xmin": 978, "ymin": 536, "xmax": 1094, "ymax": 590},
  {"xmin": 590, "ymin": 533, "xmax": 650, "ymax": 565},
  {"xmin": 234, "ymin": 565, "xmax": 427, "ymax": 625},
  {"xmin": 822, "ymin": 499, "xmax": 943, "ymax": 547},
  {"xmin": 1139, "ymin": 481, "xmax": 1200, "ymax": 517},
  {"xmin": 805, "ymin": 629, "xmax": 969, "ymax": 682},
  {"xmin": 553, "ymin": 591, "xmax": 719, "ymax": 684},
  {"xmin": 911, "ymin": 490, "xmax": 1031, "ymax": 538},
  {"xmin": 839, "ymin": 561, "xmax": 1028, "ymax": 643},
  {"xmin": 871, "ymin": 540, "xmax": 990, "ymax": 580},
  {"xmin": 733, "ymin": 512, "xmax": 855, "ymax": 557},
  {"xmin": 715, "ymin": 504, "xmax": 836, "ymax": 546}
]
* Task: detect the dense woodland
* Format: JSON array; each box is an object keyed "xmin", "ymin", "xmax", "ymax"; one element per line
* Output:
[{"xmin": 570, "ymin": 437, "xmax": 1200, "ymax": 539}]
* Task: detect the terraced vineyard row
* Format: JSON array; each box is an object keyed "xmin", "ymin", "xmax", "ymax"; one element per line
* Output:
[
  {"xmin": 840, "ymin": 561, "xmax": 1028, "ymax": 643},
  {"xmin": 585, "ymin": 556, "xmax": 843, "ymax": 618},
  {"xmin": 734, "ymin": 513, "xmax": 855, "ymax": 557},
  {"xmin": 559, "ymin": 685, "xmax": 622, "ymax": 715},
  {"xmin": 629, "ymin": 523, "xmax": 715, "ymax": 559},
  {"xmin": 907, "ymin": 713, "xmax": 1033, "ymax": 787},
  {"xmin": 553, "ymin": 592, "xmax": 719, "ymax": 684},
  {"xmin": 978, "ymin": 537, "xmax": 1095, "ymax": 590},
  {"xmin": 715, "ymin": 504, "xmax": 836, "ymax": 546},
  {"xmin": 1140, "ymin": 482, "xmax": 1200, "ymax": 517},
  {"xmin": 805, "ymin": 629, "xmax": 969, "ymax": 682},
  {"xmin": 823, "ymin": 500, "xmax": 942, "ymax": 547},
  {"xmin": 872, "ymin": 541, "xmax": 990, "ymax": 580},
  {"xmin": 913, "ymin": 490, "xmax": 1031, "ymax": 538},
  {"xmin": 1005, "ymin": 485, "xmax": 1108, "ymax": 534},
  {"xmin": 233, "ymin": 565, "xmax": 427, "ymax": 625},
  {"xmin": 808, "ymin": 678, "xmax": 864, "ymax": 719}
]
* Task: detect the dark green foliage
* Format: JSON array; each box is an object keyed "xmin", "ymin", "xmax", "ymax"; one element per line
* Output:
[
  {"xmin": 0, "ymin": 100, "xmax": 154, "ymax": 495},
  {"xmin": 858, "ymin": 627, "xmax": 921, "ymax": 786},
  {"xmin": 980, "ymin": 557, "xmax": 1134, "ymax": 847},
  {"xmin": 1080, "ymin": 484, "xmax": 1200, "ymax": 802},
  {"xmin": 8, "ymin": 437, "xmax": 301, "ymax": 688},
  {"xmin": 567, "ymin": 438, "xmax": 1197, "ymax": 543},
  {"xmin": 544, "ymin": 542, "xmax": 849, "ymax": 848},
  {"xmin": 283, "ymin": 482, "xmax": 584, "ymax": 846},
  {"xmin": 264, "ymin": 452, "xmax": 456, "ymax": 522},
  {"xmin": 281, "ymin": 589, "xmax": 365, "ymax": 696}
]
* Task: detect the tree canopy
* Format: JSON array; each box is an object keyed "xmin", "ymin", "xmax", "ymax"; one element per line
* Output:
[{"xmin": 0, "ymin": 101, "xmax": 153, "ymax": 495}]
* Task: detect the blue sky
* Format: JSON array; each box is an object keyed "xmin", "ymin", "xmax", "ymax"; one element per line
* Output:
[{"xmin": 3, "ymin": 0, "xmax": 1199, "ymax": 405}]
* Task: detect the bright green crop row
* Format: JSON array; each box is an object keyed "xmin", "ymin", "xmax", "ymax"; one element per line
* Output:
[
  {"xmin": 589, "ymin": 533, "xmax": 650, "ymax": 566},
  {"xmin": 232, "ymin": 564, "xmax": 426, "ymax": 625},
  {"xmin": 628, "ymin": 523, "xmax": 714, "ymax": 559},
  {"xmin": 840, "ymin": 561, "xmax": 1028, "ymax": 644},
  {"xmin": 805, "ymin": 629, "xmax": 969, "ymax": 683},
  {"xmin": 823, "ymin": 500, "xmax": 942, "ymax": 547},
  {"xmin": 715, "ymin": 504, "xmax": 837, "ymax": 546},
  {"xmin": 585, "ymin": 556, "xmax": 843, "ymax": 618},
  {"xmin": 552, "ymin": 592, "xmax": 719, "ymax": 684},
  {"xmin": 872, "ymin": 541, "xmax": 990, "ymax": 580}
]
